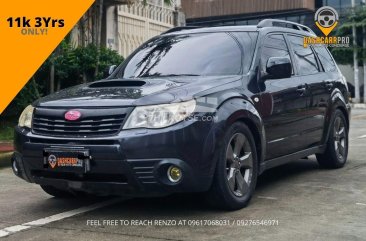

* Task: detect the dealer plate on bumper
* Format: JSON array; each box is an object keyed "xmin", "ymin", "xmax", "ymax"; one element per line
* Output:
[{"xmin": 43, "ymin": 148, "xmax": 91, "ymax": 173}]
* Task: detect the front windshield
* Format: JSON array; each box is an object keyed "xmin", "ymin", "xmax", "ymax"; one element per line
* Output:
[{"xmin": 114, "ymin": 32, "xmax": 258, "ymax": 78}]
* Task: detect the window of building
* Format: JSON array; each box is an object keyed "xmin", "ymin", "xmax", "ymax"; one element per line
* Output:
[
  {"xmin": 327, "ymin": 0, "xmax": 341, "ymax": 9},
  {"xmin": 247, "ymin": 19, "xmax": 259, "ymax": 25},
  {"xmin": 287, "ymin": 35, "xmax": 319, "ymax": 75},
  {"xmin": 235, "ymin": 20, "xmax": 248, "ymax": 25},
  {"xmin": 286, "ymin": 16, "xmax": 300, "ymax": 23},
  {"xmin": 340, "ymin": 0, "xmax": 352, "ymax": 8}
]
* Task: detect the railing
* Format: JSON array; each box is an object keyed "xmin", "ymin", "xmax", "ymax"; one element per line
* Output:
[{"xmin": 117, "ymin": 1, "xmax": 175, "ymax": 57}]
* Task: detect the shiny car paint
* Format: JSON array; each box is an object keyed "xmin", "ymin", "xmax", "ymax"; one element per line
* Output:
[{"xmin": 13, "ymin": 24, "xmax": 351, "ymax": 197}]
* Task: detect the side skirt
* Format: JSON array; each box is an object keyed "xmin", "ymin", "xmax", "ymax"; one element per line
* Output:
[{"xmin": 259, "ymin": 145, "xmax": 325, "ymax": 175}]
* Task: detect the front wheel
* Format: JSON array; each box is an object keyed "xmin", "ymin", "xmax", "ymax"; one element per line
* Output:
[
  {"xmin": 316, "ymin": 109, "xmax": 349, "ymax": 169},
  {"xmin": 206, "ymin": 122, "xmax": 258, "ymax": 210}
]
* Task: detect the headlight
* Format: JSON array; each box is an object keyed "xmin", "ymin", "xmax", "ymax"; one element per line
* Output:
[
  {"xmin": 123, "ymin": 100, "xmax": 196, "ymax": 129},
  {"xmin": 18, "ymin": 105, "xmax": 34, "ymax": 128}
]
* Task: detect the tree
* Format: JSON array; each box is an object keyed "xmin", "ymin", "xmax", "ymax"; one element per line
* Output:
[
  {"xmin": 332, "ymin": 7, "xmax": 366, "ymax": 102},
  {"xmin": 74, "ymin": 44, "xmax": 124, "ymax": 81}
]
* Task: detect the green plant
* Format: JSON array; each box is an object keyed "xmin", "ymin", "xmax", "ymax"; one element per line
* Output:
[
  {"xmin": 331, "ymin": 8, "xmax": 366, "ymax": 65},
  {"xmin": 75, "ymin": 44, "xmax": 124, "ymax": 81},
  {"xmin": 97, "ymin": 47, "xmax": 124, "ymax": 79},
  {"xmin": 53, "ymin": 41, "xmax": 79, "ymax": 81},
  {"xmin": 0, "ymin": 125, "xmax": 14, "ymax": 141},
  {"xmin": 1, "ymin": 78, "xmax": 41, "ymax": 120},
  {"xmin": 1, "ymin": 41, "xmax": 124, "ymax": 123}
]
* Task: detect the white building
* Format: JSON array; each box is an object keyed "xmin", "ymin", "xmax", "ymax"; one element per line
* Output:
[{"xmin": 71, "ymin": 0, "xmax": 184, "ymax": 58}]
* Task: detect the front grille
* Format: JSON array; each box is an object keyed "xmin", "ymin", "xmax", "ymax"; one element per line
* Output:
[
  {"xmin": 128, "ymin": 159, "xmax": 159, "ymax": 184},
  {"xmin": 32, "ymin": 108, "xmax": 127, "ymax": 137}
]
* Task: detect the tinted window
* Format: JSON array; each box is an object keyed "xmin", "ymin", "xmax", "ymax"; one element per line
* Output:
[
  {"xmin": 115, "ymin": 32, "xmax": 257, "ymax": 78},
  {"xmin": 231, "ymin": 32, "xmax": 259, "ymax": 72},
  {"xmin": 313, "ymin": 46, "xmax": 337, "ymax": 72},
  {"xmin": 288, "ymin": 35, "xmax": 319, "ymax": 75},
  {"xmin": 261, "ymin": 34, "xmax": 292, "ymax": 74}
]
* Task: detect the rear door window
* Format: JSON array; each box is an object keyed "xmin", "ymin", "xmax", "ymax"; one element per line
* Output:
[{"xmin": 287, "ymin": 35, "xmax": 319, "ymax": 75}]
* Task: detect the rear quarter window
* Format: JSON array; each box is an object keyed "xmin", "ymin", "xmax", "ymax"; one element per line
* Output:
[{"xmin": 313, "ymin": 46, "xmax": 337, "ymax": 72}]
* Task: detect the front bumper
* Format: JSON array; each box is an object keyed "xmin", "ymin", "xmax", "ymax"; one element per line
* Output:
[{"xmin": 13, "ymin": 119, "xmax": 220, "ymax": 197}]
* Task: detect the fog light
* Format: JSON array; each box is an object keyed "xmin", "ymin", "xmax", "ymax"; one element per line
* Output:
[{"xmin": 167, "ymin": 166, "xmax": 182, "ymax": 183}]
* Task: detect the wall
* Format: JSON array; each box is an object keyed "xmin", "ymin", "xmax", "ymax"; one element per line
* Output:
[
  {"xmin": 338, "ymin": 64, "xmax": 365, "ymax": 87},
  {"xmin": 182, "ymin": 0, "xmax": 315, "ymax": 19},
  {"xmin": 71, "ymin": 0, "xmax": 179, "ymax": 58},
  {"xmin": 116, "ymin": 1, "xmax": 175, "ymax": 58}
]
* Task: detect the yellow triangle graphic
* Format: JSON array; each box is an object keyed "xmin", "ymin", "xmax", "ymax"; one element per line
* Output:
[
  {"xmin": 316, "ymin": 21, "xmax": 338, "ymax": 36},
  {"xmin": 0, "ymin": 0, "xmax": 95, "ymax": 114}
]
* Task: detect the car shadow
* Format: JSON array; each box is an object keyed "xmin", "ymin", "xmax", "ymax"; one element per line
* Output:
[
  {"xmin": 256, "ymin": 157, "xmax": 320, "ymax": 191},
  {"xmin": 89, "ymin": 158, "xmax": 321, "ymax": 215},
  {"xmin": 31, "ymin": 158, "xmax": 321, "ymax": 216}
]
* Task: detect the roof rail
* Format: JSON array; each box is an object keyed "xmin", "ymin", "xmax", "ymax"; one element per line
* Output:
[
  {"xmin": 257, "ymin": 19, "xmax": 316, "ymax": 35},
  {"xmin": 163, "ymin": 26, "xmax": 202, "ymax": 34}
]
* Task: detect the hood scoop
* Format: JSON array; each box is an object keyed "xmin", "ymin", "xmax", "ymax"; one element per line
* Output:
[{"xmin": 89, "ymin": 80, "xmax": 146, "ymax": 88}]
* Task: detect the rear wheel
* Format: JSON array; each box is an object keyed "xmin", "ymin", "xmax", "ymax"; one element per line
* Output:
[
  {"xmin": 316, "ymin": 110, "xmax": 348, "ymax": 168},
  {"xmin": 40, "ymin": 185, "xmax": 75, "ymax": 198},
  {"xmin": 206, "ymin": 122, "xmax": 258, "ymax": 210}
]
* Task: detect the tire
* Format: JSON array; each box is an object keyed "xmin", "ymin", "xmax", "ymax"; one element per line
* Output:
[
  {"xmin": 40, "ymin": 185, "xmax": 75, "ymax": 198},
  {"xmin": 316, "ymin": 109, "xmax": 348, "ymax": 169},
  {"xmin": 206, "ymin": 122, "xmax": 258, "ymax": 210}
]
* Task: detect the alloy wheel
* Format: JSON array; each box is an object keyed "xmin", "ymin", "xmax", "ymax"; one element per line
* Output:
[
  {"xmin": 334, "ymin": 116, "xmax": 347, "ymax": 161},
  {"xmin": 226, "ymin": 133, "xmax": 253, "ymax": 197}
]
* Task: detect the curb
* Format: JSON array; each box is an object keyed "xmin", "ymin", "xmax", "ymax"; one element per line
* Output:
[
  {"xmin": 351, "ymin": 104, "xmax": 366, "ymax": 109},
  {"xmin": 0, "ymin": 142, "xmax": 14, "ymax": 153}
]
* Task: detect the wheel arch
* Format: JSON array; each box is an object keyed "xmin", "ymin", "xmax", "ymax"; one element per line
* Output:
[
  {"xmin": 322, "ymin": 90, "xmax": 351, "ymax": 146},
  {"xmin": 214, "ymin": 98, "xmax": 266, "ymax": 165},
  {"xmin": 336, "ymin": 105, "xmax": 350, "ymax": 130},
  {"xmin": 235, "ymin": 118, "xmax": 263, "ymax": 169}
]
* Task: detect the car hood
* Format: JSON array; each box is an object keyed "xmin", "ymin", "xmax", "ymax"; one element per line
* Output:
[{"xmin": 34, "ymin": 76, "xmax": 242, "ymax": 108}]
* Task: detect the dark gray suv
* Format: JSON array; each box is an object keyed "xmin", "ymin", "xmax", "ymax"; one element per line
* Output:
[{"xmin": 13, "ymin": 19, "xmax": 351, "ymax": 210}]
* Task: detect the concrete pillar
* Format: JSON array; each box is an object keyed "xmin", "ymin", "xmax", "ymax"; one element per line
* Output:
[{"xmin": 105, "ymin": 5, "xmax": 119, "ymax": 50}]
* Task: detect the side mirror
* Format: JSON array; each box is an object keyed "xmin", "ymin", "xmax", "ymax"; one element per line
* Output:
[
  {"xmin": 265, "ymin": 57, "xmax": 292, "ymax": 79},
  {"xmin": 103, "ymin": 65, "xmax": 117, "ymax": 78},
  {"xmin": 108, "ymin": 65, "xmax": 117, "ymax": 75}
]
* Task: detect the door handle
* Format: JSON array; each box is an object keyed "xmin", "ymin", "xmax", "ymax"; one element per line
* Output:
[
  {"xmin": 323, "ymin": 81, "xmax": 334, "ymax": 90},
  {"xmin": 297, "ymin": 84, "xmax": 307, "ymax": 95}
]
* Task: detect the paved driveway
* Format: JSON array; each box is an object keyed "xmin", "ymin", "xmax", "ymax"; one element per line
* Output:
[{"xmin": 0, "ymin": 110, "xmax": 366, "ymax": 241}]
